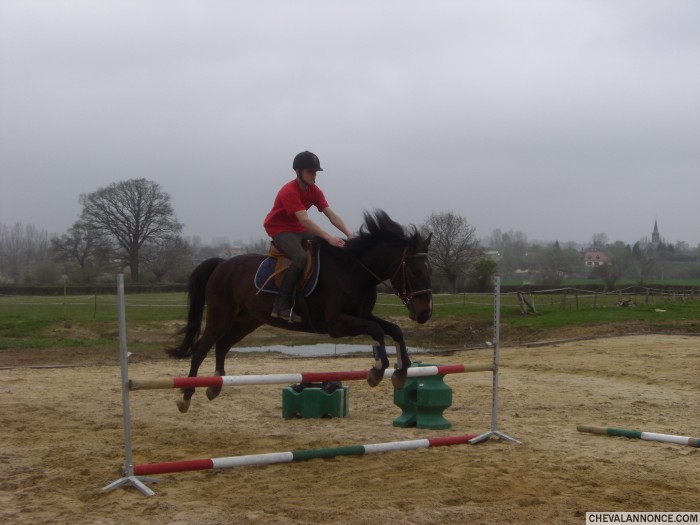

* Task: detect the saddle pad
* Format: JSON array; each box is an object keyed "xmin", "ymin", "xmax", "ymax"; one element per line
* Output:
[{"xmin": 254, "ymin": 249, "xmax": 321, "ymax": 297}]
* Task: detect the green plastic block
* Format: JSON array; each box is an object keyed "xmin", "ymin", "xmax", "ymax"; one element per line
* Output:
[
  {"xmin": 393, "ymin": 364, "xmax": 453, "ymax": 429},
  {"xmin": 282, "ymin": 386, "xmax": 349, "ymax": 419}
]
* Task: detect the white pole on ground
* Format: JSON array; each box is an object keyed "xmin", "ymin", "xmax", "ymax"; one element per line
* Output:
[
  {"xmin": 469, "ymin": 276, "xmax": 521, "ymax": 444},
  {"xmin": 101, "ymin": 274, "xmax": 161, "ymax": 496}
]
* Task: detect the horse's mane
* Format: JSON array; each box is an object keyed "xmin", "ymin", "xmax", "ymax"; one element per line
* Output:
[{"xmin": 344, "ymin": 209, "xmax": 427, "ymax": 256}]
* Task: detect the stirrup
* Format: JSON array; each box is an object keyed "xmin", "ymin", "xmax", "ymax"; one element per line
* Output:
[{"xmin": 271, "ymin": 307, "xmax": 301, "ymax": 323}]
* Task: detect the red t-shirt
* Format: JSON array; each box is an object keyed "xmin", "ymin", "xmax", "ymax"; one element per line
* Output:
[{"xmin": 264, "ymin": 179, "xmax": 329, "ymax": 237}]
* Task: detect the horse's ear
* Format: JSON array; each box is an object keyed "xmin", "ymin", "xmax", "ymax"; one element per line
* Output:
[{"xmin": 424, "ymin": 232, "xmax": 432, "ymax": 249}]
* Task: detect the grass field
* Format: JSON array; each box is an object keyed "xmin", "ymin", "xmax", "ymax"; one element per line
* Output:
[{"xmin": 1, "ymin": 288, "xmax": 698, "ymax": 352}]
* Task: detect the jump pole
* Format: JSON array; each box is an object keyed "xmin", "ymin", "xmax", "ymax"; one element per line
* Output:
[
  {"xmin": 102, "ymin": 274, "xmax": 161, "ymax": 496},
  {"xmin": 469, "ymin": 276, "xmax": 521, "ymax": 445},
  {"xmin": 578, "ymin": 424, "xmax": 700, "ymax": 448},
  {"xmin": 129, "ymin": 363, "xmax": 493, "ymax": 391},
  {"xmin": 133, "ymin": 434, "xmax": 479, "ymax": 476}
]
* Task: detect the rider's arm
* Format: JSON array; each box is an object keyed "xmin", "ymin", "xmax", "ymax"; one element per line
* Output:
[
  {"xmin": 294, "ymin": 209, "xmax": 346, "ymax": 247},
  {"xmin": 322, "ymin": 207, "xmax": 353, "ymax": 239}
]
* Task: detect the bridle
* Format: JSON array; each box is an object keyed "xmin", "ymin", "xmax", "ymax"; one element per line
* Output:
[{"xmin": 356, "ymin": 247, "xmax": 432, "ymax": 306}]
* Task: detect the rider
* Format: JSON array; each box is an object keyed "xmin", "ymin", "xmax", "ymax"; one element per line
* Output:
[{"xmin": 264, "ymin": 151, "xmax": 353, "ymax": 323}]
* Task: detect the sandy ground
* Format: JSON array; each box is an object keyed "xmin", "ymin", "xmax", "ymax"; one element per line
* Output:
[{"xmin": 1, "ymin": 334, "xmax": 699, "ymax": 524}]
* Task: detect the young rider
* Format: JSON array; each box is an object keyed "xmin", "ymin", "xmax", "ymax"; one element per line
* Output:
[{"xmin": 263, "ymin": 151, "xmax": 353, "ymax": 322}]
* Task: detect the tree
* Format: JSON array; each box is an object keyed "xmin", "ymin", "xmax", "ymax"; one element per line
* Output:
[
  {"xmin": 79, "ymin": 178, "xmax": 182, "ymax": 281},
  {"xmin": 51, "ymin": 221, "xmax": 111, "ymax": 283},
  {"xmin": 591, "ymin": 232, "xmax": 608, "ymax": 248},
  {"xmin": 532, "ymin": 242, "xmax": 564, "ymax": 285},
  {"xmin": 594, "ymin": 241, "xmax": 633, "ymax": 289},
  {"xmin": 0, "ymin": 223, "xmax": 51, "ymax": 283},
  {"xmin": 467, "ymin": 256, "xmax": 498, "ymax": 292},
  {"xmin": 141, "ymin": 235, "xmax": 192, "ymax": 282},
  {"xmin": 421, "ymin": 212, "xmax": 480, "ymax": 292},
  {"xmin": 244, "ymin": 238, "xmax": 270, "ymax": 255},
  {"xmin": 529, "ymin": 241, "xmax": 580, "ymax": 286},
  {"xmin": 489, "ymin": 229, "xmax": 529, "ymax": 275}
]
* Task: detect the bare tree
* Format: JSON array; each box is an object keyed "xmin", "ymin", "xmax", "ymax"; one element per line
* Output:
[
  {"xmin": 489, "ymin": 228, "xmax": 529, "ymax": 275},
  {"xmin": 244, "ymin": 238, "xmax": 270, "ymax": 255},
  {"xmin": 421, "ymin": 212, "xmax": 480, "ymax": 292},
  {"xmin": 141, "ymin": 235, "xmax": 192, "ymax": 282},
  {"xmin": 51, "ymin": 221, "xmax": 112, "ymax": 282},
  {"xmin": 0, "ymin": 223, "xmax": 51, "ymax": 283},
  {"xmin": 530, "ymin": 241, "xmax": 579, "ymax": 286},
  {"xmin": 591, "ymin": 232, "xmax": 608, "ymax": 248},
  {"xmin": 79, "ymin": 179, "xmax": 182, "ymax": 281}
]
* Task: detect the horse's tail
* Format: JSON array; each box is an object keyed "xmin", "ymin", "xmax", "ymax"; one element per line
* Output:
[{"xmin": 166, "ymin": 257, "xmax": 225, "ymax": 359}]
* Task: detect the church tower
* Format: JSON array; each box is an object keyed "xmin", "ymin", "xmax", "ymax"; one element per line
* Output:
[{"xmin": 651, "ymin": 220, "xmax": 660, "ymax": 245}]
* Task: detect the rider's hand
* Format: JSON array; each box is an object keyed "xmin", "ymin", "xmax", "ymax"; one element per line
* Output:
[{"xmin": 328, "ymin": 236, "xmax": 345, "ymax": 248}]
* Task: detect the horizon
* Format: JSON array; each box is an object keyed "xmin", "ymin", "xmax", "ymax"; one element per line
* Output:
[{"xmin": 1, "ymin": 214, "xmax": 694, "ymax": 252}]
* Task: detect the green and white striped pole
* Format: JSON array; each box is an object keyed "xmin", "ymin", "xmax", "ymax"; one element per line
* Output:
[{"xmin": 578, "ymin": 424, "xmax": 700, "ymax": 448}]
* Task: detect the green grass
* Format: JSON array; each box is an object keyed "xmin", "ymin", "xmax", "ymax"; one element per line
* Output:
[
  {"xmin": 0, "ymin": 293, "xmax": 187, "ymax": 350},
  {"xmin": 504, "ymin": 302, "xmax": 699, "ymax": 330},
  {"xmin": 374, "ymin": 290, "xmax": 700, "ymax": 334},
  {"xmin": 0, "ymin": 291, "xmax": 698, "ymax": 352}
]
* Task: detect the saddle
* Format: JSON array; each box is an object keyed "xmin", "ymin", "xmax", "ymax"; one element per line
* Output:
[{"xmin": 254, "ymin": 240, "xmax": 321, "ymax": 296}]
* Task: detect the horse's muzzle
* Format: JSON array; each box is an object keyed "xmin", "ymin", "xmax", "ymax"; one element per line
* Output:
[
  {"xmin": 408, "ymin": 294, "xmax": 433, "ymax": 324},
  {"xmin": 415, "ymin": 309, "xmax": 431, "ymax": 324}
]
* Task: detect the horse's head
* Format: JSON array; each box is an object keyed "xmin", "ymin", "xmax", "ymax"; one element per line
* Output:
[
  {"xmin": 350, "ymin": 210, "xmax": 434, "ymax": 324},
  {"xmin": 389, "ymin": 232, "xmax": 433, "ymax": 324}
]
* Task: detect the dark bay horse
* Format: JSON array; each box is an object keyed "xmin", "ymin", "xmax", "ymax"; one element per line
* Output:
[{"xmin": 167, "ymin": 210, "xmax": 433, "ymax": 413}]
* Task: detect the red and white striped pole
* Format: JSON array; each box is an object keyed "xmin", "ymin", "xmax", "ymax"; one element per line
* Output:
[
  {"xmin": 129, "ymin": 363, "xmax": 493, "ymax": 391},
  {"xmin": 133, "ymin": 434, "xmax": 480, "ymax": 476}
]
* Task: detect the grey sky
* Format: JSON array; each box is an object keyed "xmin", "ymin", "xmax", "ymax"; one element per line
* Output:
[{"xmin": 1, "ymin": 0, "xmax": 699, "ymax": 247}]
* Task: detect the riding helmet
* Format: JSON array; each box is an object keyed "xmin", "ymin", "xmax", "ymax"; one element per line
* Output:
[{"xmin": 293, "ymin": 151, "xmax": 323, "ymax": 172}]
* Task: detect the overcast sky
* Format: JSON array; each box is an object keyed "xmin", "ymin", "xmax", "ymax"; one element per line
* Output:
[{"xmin": 1, "ymin": 0, "xmax": 699, "ymax": 248}]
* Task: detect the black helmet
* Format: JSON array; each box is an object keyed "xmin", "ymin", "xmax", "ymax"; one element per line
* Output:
[{"xmin": 293, "ymin": 151, "xmax": 323, "ymax": 172}]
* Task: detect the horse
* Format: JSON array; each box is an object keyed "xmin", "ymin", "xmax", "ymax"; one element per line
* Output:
[{"xmin": 167, "ymin": 209, "xmax": 433, "ymax": 413}]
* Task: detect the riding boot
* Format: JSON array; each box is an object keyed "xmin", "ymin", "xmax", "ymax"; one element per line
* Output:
[{"xmin": 271, "ymin": 266, "xmax": 303, "ymax": 323}]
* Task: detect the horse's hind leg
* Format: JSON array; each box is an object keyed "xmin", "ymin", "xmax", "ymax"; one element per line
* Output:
[
  {"xmin": 206, "ymin": 317, "xmax": 262, "ymax": 401},
  {"xmin": 177, "ymin": 333, "xmax": 217, "ymax": 413}
]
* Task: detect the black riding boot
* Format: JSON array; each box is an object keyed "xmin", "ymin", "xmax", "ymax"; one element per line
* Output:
[{"xmin": 271, "ymin": 266, "xmax": 303, "ymax": 323}]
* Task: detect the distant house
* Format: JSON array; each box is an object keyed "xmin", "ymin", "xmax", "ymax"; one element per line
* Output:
[{"xmin": 584, "ymin": 250, "xmax": 609, "ymax": 267}]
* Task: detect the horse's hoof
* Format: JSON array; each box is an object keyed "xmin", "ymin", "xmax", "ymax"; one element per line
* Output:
[
  {"xmin": 206, "ymin": 387, "xmax": 221, "ymax": 401},
  {"xmin": 367, "ymin": 367, "xmax": 384, "ymax": 387},
  {"xmin": 391, "ymin": 368, "xmax": 408, "ymax": 389},
  {"xmin": 176, "ymin": 399, "xmax": 190, "ymax": 413}
]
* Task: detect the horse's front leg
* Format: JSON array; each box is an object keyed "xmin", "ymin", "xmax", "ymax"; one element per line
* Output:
[
  {"xmin": 369, "ymin": 316, "xmax": 411, "ymax": 389},
  {"xmin": 368, "ymin": 340, "xmax": 390, "ymax": 387},
  {"xmin": 326, "ymin": 314, "xmax": 388, "ymax": 387}
]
